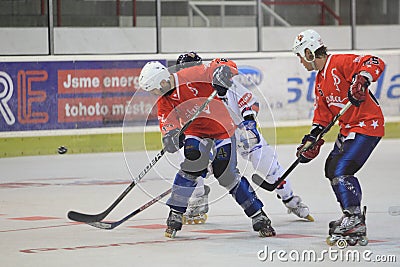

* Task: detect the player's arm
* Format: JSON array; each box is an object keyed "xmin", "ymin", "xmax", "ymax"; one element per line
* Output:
[
  {"xmin": 237, "ymin": 115, "xmax": 261, "ymax": 151},
  {"xmin": 157, "ymin": 99, "xmax": 184, "ymax": 153},
  {"xmin": 346, "ymin": 55, "xmax": 385, "ymax": 107},
  {"xmin": 232, "ymin": 79, "xmax": 260, "ymax": 119},
  {"xmin": 296, "ymin": 95, "xmax": 329, "ymax": 163},
  {"xmin": 236, "ymin": 87, "xmax": 261, "ymax": 150},
  {"xmin": 231, "ymin": 79, "xmax": 261, "ymax": 150}
]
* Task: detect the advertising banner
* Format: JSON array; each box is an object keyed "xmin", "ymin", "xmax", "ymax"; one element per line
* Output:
[
  {"xmin": 1, "ymin": 54, "xmax": 399, "ymax": 133},
  {"xmin": 0, "ymin": 60, "xmax": 162, "ymax": 132}
]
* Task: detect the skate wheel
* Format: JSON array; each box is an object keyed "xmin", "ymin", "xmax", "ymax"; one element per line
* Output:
[
  {"xmin": 194, "ymin": 214, "xmax": 208, "ymax": 224},
  {"xmin": 359, "ymin": 236, "xmax": 368, "ymax": 246},
  {"xmin": 165, "ymin": 229, "xmax": 177, "ymax": 238},
  {"xmin": 182, "ymin": 216, "xmax": 195, "ymax": 225},
  {"xmin": 305, "ymin": 214, "xmax": 315, "ymax": 222},
  {"xmin": 326, "ymin": 236, "xmax": 336, "ymax": 246},
  {"xmin": 183, "ymin": 214, "xmax": 208, "ymax": 225},
  {"xmin": 258, "ymin": 228, "xmax": 276, "ymax": 237},
  {"xmin": 347, "ymin": 238, "xmax": 357, "ymax": 246},
  {"xmin": 186, "ymin": 219, "xmax": 195, "ymax": 225}
]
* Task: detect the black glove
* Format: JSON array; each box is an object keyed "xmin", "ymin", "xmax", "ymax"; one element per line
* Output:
[
  {"xmin": 162, "ymin": 128, "xmax": 185, "ymax": 153},
  {"xmin": 348, "ymin": 73, "xmax": 370, "ymax": 107},
  {"xmin": 212, "ymin": 65, "xmax": 233, "ymax": 97}
]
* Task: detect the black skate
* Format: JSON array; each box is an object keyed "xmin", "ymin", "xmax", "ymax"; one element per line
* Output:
[
  {"xmin": 326, "ymin": 206, "xmax": 368, "ymax": 246},
  {"xmin": 165, "ymin": 210, "xmax": 183, "ymax": 238},
  {"xmin": 328, "ymin": 214, "xmax": 346, "ymax": 235},
  {"xmin": 252, "ymin": 210, "xmax": 276, "ymax": 237}
]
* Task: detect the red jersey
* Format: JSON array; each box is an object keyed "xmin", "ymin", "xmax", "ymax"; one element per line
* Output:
[
  {"xmin": 157, "ymin": 64, "xmax": 235, "ymax": 139},
  {"xmin": 313, "ymin": 54, "xmax": 385, "ymax": 137}
]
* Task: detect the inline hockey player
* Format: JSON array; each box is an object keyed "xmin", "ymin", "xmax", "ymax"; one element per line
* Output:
[
  {"xmin": 175, "ymin": 52, "xmax": 314, "ymax": 225},
  {"xmin": 138, "ymin": 60, "xmax": 276, "ymax": 238},
  {"xmin": 292, "ymin": 29, "xmax": 385, "ymax": 246}
]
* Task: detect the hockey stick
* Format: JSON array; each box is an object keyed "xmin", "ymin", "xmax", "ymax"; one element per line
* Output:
[
  {"xmin": 252, "ymin": 101, "xmax": 353, "ymax": 192},
  {"xmin": 87, "ymin": 188, "xmax": 172, "ymax": 230},
  {"xmin": 67, "ymin": 90, "xmax": 218, "ymax": 223}
]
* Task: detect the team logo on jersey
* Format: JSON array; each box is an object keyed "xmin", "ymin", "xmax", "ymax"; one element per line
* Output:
[
  {"xmin": 238, "ymin": 92, "xmax": 253, "ymax": 108},
  {"xmin": 236, "ymin": 66, "xmax": 263, "ymax": 88},
  {"xmin": 326, "ymin": 93, "xmax": 346, "ymax": 108},
  {"xmin": 331, "ymin": 68, "xmax": 341, "ymax": 92},
  {"xmin": 187, "ymin": 83, "xmax": 199, "ymax": 96}
]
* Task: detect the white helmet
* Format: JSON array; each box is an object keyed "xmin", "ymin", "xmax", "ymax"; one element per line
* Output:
[
  {"xmin": 292, "ymin": 29, "xmax": 324, "ymax": 59},
  {"xmin": 139, "ymin": 61, "xmax": 170, "ymax": 92}
]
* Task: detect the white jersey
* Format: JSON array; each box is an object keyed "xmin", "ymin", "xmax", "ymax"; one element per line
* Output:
[
  {"xmin": 220, "ymin": 77, "xmax": 259, "ymax": 125},
  {"xmin": 221, "ymin": 77, "xmax": 292, "ymax": 200}
]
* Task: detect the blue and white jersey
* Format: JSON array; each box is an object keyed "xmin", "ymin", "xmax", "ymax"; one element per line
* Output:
[{"xmin": 220, "ymin": 77, "xmax": 259, "ymax": 125}]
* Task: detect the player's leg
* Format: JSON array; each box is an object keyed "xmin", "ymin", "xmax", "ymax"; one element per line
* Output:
[
  {"xmin": 212, "ymin": 137, "xmax": 275, "ymax": 237},
  {"xmin": 182, "ymin": 142, "xmax": 214, "ymax": 225},
  {"xmin": 183, "ymin": 177, "xmax": 210, "ymax": 224},
  {"xmin": 325, "ymin": 133, "xmax": 381, "ymax": 245},
  {"xmin": 165, "ymin": 136, "xmax": 211, "ymax": 237},
  {"xmin": 247, "ymin": 138, "xmax": 313, "ymax": 221}
]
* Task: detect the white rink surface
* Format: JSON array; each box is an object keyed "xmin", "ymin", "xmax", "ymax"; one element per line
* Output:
[{"xmin": 1, "ymin": 139, "xmax": 399, "ymax": 267}]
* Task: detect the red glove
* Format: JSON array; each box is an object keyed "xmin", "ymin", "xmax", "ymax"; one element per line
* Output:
[
  {"xmin": 348, "ymin": 74, "xmax": 370, "ymax": 107},
  {"xmin": 296, "ymin": 135, "xmax": 325, "ymax": 163}
]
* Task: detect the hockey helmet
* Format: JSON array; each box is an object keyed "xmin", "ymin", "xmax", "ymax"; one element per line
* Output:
[
  {"xmin": 139, "ymin": 61, "xmax": 170, "ymax": 92},
  {"xmin": 176, "ymin": 51, "xmax": 203, "ymax": 71},
  {"xmin": 212, "ymin": 58, "xmax": 238, "ymax": 76},
  {"xmin": 292, "ymin": 29, "xmax": 324, "ymax": 60}
]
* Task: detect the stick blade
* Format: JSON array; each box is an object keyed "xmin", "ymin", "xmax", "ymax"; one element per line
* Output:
[
  {"xmin": 87, "ymin": 221, "xmax": 115, "ymax": 230},
  {"xmin": 252, "ymin": 174, "xmax": 276, "ymax": 192},
  {"xmin": 67, "ymin": 210, "xmax": 105, "ymax": 223}
]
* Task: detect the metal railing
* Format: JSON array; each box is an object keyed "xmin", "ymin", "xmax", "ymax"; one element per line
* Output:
[
  {"xmin": 263, "ymin": 1, "xmax": 342, "ymax": 25},
  {"xmin": 188, "ymin": 1, "xmax": 291, "ymax": 27}
]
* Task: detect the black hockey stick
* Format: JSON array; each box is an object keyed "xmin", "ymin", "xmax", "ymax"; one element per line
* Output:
[
  {"xmin": 87, "ymin": 188, "xmax": 172, "ymax": 230},
  {"xmin": 252, "ymin": 101, "xmax": 352, "ymax": 192},
  {"xmin": 67, "ymin": 90, "xmax": 218, "ymax": 223}
]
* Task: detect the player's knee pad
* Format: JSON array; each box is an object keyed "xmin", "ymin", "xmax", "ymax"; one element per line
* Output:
[
  {"xmin": 331, "ymin": 175, "xmax": 362, "ymax": 211},
  {"xmin": 325, "ymin": 154, "xmax": 340, "ymax": 179},
  {"xmin": 325, "ymin": 154, "xmax": 361, "ymax": 180},
  {"xmin": 181, "ymin": 138, "xmax": 210, "ymax": 177},
  {"xmin": 213, "ymin": 159, "xmax": 242, "ymax": 190},
  {"xmin": 212, "ymin": 141, "xmax": 231, "ymax": 178},
  {"xmin": 229, "ymin": 177, "xmax": 263, "ymax": 217},
  {"xmin": 166, "ymin": 172, "xmax": 197, "ymax": 213}
]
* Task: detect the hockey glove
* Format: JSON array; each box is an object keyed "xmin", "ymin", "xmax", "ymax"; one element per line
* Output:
[
  {"xmin": 212, "ymin": 65, "xmax": 233, "ymax": 97},
  {"xmin": 296, "ymin": 124, "xmax": 325, "ymax": 163},
  {"xmin": 348, "ymin": 73, "xmax": 370, "ymax": 107},
  {"xmin": 162, "ymin": 128, "xmax": 185, "ymax": 153},
  {"xmin": 238, "ymin": 120, "xmax": 261, "ymax": 150}
]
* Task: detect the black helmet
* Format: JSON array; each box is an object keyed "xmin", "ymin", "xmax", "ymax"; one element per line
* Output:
[{"xmin": 175, "ymin": 52, "xmax": 202, "ymax": 71}]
